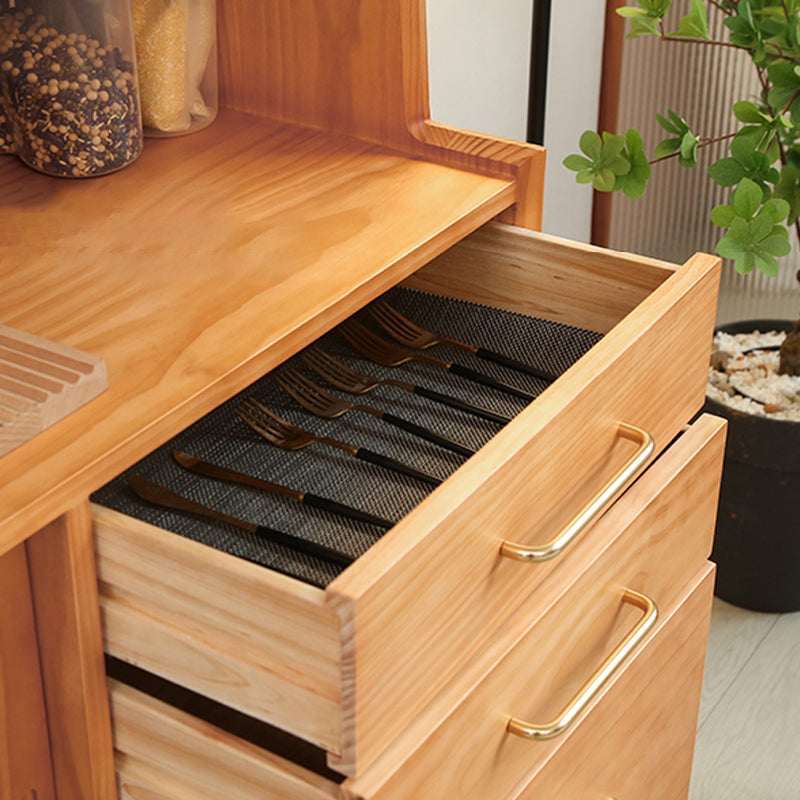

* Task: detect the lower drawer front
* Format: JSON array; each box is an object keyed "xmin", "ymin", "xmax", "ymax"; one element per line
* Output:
[
  {"xmin": 512, "ymin": 566, "xmax": 715, "ymax": 800},
  {"xmin": 109, "ymin": 569, "xmax": 714, "ymax": 800}
]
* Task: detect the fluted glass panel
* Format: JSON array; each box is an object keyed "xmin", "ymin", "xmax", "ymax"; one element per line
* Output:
[{"xmin": 608, "ymin": 0, "xmax": 800, "ymax": 318}]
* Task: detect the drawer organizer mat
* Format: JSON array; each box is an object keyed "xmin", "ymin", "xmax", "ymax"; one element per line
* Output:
[{"xmin": 92, "ymin": 287, "xmax": 603, "ymax": 587}]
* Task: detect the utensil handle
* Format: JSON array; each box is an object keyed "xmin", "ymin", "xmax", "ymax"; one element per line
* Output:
[
  {"xmin": 354, "ymin": 447, "xmax": 443, "ymax": 486},
  {"xmin": 254, "ymin": 525, "xmax": 354, "ymax": 567},
  {"xmin": 475, "ymin": 347, "xmax": 558, "ymax": 383},
  {"xmin": 447, "ymin": 362, "xmax": 536, "ymax": 402},
  {"xmin": 303, "ymin": 493, "xmax": 394, "ymax": 529},
  {"xmin": 382, "ymin": 413, "xmax": 475, "ymax": 458},
  {"xmin": 412, "ymin": 385, "xmax": 512, "ymax": 425}
]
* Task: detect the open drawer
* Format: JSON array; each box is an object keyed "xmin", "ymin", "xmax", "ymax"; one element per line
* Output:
[
  {"xmin": 92, "ymin": 221, "xmax": 721, "ymax": 777},
  {"xmin": 108, "ymin": 416, "xmax": 723, "ymax": 799}
]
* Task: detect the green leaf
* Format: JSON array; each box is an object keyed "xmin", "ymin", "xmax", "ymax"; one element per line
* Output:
[
  {"xmin": 767, "ymin": 62, "xmax": 800, "ymax": 121},
  {"xmin": 579, "ymin": 130, "xmax": 603, "ymax": 161},
  {"xmin": 760, "ymin": 234, "xmax": 792, "ymax": 257},
  {"xmin": 679, "ymin": 130, "xmax": 700, "ymax": 167},
  {"xmin": 733, "ymin": 101, "xmax": 768, "ymax": 124},
  {"xmin": 563, "ymin": 154, "xmax": 593, "ymax": 171},
  {"xmin": 615, "ymin": 129, "xmax": 652, "ymax": 199},
  {"xmin": 711, "ymin": 204, "xmax": 737, "ymax": 227},
  {"xmin": 656, "ymin": 112, "xmax": 680, "ymax": 135},
  {"xmin": 627, "ymin": 16, "xmax": 661, "ymax": 37},
  {"xmin": 753, "ymin": 252, "xmax": 779, "ymax": 276},
  {"xmin": 733, "ymin": 178, "xmax": 763, "ymax": 217},
  {"xmin": 773, "ymin": 165, "xmax": 800, "ymax": 223},
  {"xmin": 616, "ymin": 6, "xmax": 649, "ymax": 17},
  {"xmin": 669, "ymin": 0, "xmax": 710, "ymax": 39},
  {"xmin": 715, "ymin": 233, "xmax": 748, "ymax": 264},
  {"xmin": 759, "ymin": 197, "xmax": 791, "ymax": 224},
  {"xmin": 653, "ymin": 138, "xmax": 681, "ymax": 159},
  {"xmin": 708, "ymin": 157, "xmax": 745, "ymax": 186},
  {"xmin": 594, "ymin": 167, "xmax": 618, "ymax": 192}
]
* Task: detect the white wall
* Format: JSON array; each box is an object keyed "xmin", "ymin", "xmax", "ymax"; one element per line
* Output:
[
  {"xmin": 426, "ymin": 0, "xmax": 533, "ymax": 142},
  {"xmin": 541, "ymin": 0, "xmax": 606, "ymax": 241},
  {"xmin": 425, "ymin": 0, "xmax": 606, "ymax": 242}
]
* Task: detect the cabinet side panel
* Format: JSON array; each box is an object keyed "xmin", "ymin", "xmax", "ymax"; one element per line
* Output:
[
  {"xmin": 0, "ymin": 543, "xmax": 57, "ymax": 799},
  {"xmin": 26, "ymin": 501, "xmax": 116, "ymax": 799}
]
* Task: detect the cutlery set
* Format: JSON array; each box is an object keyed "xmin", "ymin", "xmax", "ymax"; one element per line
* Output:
[{"xmin": 129, "ymin": 302, "xmax": 557, "ymax": 573}]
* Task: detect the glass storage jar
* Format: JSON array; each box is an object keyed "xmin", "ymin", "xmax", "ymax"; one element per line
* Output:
[
  {"xmin": 132, "ymin": 0, "xmax": 217, "ymax": 137},
  {"xmin": 0, "ymin": 0, "xmax": 143, "ymax": 177}
]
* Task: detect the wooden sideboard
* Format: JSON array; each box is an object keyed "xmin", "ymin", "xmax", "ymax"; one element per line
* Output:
[{"xmin": 0, "ymin": 2, "xmax": 723, "ymax": 798}]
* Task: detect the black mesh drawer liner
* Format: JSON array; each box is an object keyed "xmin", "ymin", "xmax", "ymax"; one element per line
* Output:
[{"xmin": 92, "ymin": 287, "xmax": 603, "ymax": 587}]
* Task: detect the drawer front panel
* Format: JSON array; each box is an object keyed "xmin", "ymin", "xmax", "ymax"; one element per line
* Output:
[
  {"xmin": 345, "ymin": 417, "xmax": 724, "ymax": 799},
  {"xmin": 512, "ymin": 567, "xmax": 715, "ymax": 800},
  {"xmin": 110, "ymin": 680, "xmax": 342, "ymax": 800},
  {"xmin": 93, "ymin": 508, "xmax": 342, "ymax": 752}
]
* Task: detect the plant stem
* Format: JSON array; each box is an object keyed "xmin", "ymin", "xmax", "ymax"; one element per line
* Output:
[
  {"xmin": 649, "ymin": 132, "xmax": 737, "ymax": 165},
  {"xmin": 706, "ymin": 0, "xmax": 733, "ymax": 14},
  {"xmin": 659, "ymin": 34, "xmax": 800, "ymax": 66}
]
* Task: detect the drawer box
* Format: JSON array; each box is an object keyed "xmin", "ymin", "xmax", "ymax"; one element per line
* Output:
[
  {"xmin": 92, "ymin": 222, "xmax": 720, "ymax": 776},
  {"xmin": 108, "ymin": 411, "xmax": 722, "ymax": 798}
]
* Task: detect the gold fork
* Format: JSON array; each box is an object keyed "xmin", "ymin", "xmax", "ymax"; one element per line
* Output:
[
  {"xmin": 276, "ymin": 368, "xmax": 476, "ymax": 458},
  {"xmin": 235, "ymin": 398, "xmax": 442, "ymax": 486},
  {"xmin": 302, "ymin": 347, "xmax": 512, "ymax": 425},
  {"xmin": 338, "ymin": 319, "xmax": 537, "ymax": 402},
  {"xmin": 368, "ymin": 301, "xmax": 557, "ymax": 382}
]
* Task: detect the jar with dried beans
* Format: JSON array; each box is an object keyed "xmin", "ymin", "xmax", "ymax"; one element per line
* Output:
[{"xmin": 0, "ymin": 0, "xmax": 143, "ymax": 177}]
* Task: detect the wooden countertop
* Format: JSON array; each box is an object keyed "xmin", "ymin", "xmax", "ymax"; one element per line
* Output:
[{"xmin": 0, "ymin": 109, "xmax": 514, "ymax": 555}]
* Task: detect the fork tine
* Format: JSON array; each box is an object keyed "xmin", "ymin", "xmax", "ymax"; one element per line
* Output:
[
  {"xmin": 277, "ymin": 368, "xmax": 342, "ymax": 416},
  {"xmin": 303, "ymin": 348, "xmax": 367, "ymax": 389},
  {"xmin": 339, "ymin": 319, "xmax": 409, "ymax": 364},
  {"xmin": 235, "ymin": 405, "xmax": 282, "ymax": 444},
  {"xmin": 242, "ymin": 398, "xmax": 291, "ymax": 435},
  {"xmin": 371, "ymin": 302, "xmax": 420, "ymax": 340}
]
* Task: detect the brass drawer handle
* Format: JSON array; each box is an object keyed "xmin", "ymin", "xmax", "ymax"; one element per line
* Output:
[
  {"xmin": 507, "ymin": 588, "xmax": 658, "ymax": 740},
  {"xmin": 500, "ymin": 423, "xmax": 654, "ymax": 562}
]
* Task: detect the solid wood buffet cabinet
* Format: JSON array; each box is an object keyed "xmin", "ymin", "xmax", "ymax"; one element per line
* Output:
[{"xmin": 0, "ymin": 2, "xmax": 724, "ymax": 798}]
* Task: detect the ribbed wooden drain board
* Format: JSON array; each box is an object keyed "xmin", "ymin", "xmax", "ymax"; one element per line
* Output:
[{"xmin": 0, "ymin": 325, "xmax": 107, "ymax": 457}]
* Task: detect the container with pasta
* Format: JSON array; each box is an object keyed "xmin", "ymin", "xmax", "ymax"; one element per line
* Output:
[{"xmin": 132, "ymin": 0, "xmax": 216, "ymax": 136}]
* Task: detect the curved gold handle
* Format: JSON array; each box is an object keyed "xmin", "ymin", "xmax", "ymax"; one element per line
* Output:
[
  {"xmin": 500, "ymin": 423, "xmax": 654, "ymax": 563},
  {"xmin": 507, "ymin": 588, "xmax": 658, "ymax": 740}
]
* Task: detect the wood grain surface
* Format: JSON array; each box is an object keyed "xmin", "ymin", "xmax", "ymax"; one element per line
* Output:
[
  {"xmin": 26, "ymin": 501, "xmax": 116, "ymax": 799},
  {"xmin": 0, "ymin": 109, "xmax": 514, "ymax": 557},
  {"xmin": 110, "ymin": 681, "xmax": 344, "ymax": 800},
  {"xmin": 93, "ymin": 504, "xmax": 342, "ymax": 752},
  {"xmin": 217, "ymin": 0, "xmax": 546, "ymax": 229},
  {"xmin": 0, "ymin": 543, "xmax": 56, "ymax": 800},
  {"xmin": 405, "ymin": 221, "xmax": 678, "ymax": 333}
]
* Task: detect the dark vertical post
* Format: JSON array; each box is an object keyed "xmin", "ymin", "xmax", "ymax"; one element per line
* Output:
[{"xmin": 527, "ymin": 0, "xmax": 552, "ymax": 145}]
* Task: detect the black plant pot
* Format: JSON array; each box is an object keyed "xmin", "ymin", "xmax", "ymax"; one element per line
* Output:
[{"xmin": 703, "ymin": 319, "xmax": 800, "ymax": 613}]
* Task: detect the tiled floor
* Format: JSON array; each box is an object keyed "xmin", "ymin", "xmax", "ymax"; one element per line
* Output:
[{"xmin": 688, "ymin": 598, "xmax": 800, "ymax": 799}]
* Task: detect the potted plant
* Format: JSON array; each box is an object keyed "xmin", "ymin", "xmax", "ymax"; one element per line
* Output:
[{"xmin": 564, "ymin": 0, "xmax": 800, "ymax": 612}]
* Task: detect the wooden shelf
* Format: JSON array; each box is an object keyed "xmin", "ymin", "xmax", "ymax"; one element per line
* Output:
[{"xmin": 0, "ymin": 108, "xmax": 514, "ymax": 554}]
